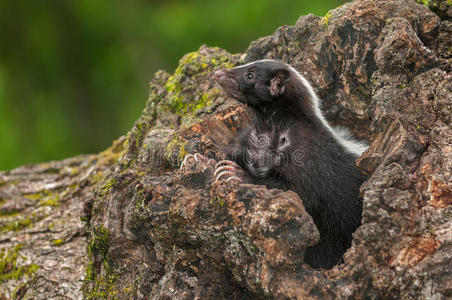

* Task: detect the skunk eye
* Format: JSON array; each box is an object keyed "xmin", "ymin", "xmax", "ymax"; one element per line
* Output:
[
  {"xmin": 247, "ymin": 72, "xmax": 254, "ymax": 80},
  {"xmin": 280, "ymin": 136, "xmax": 287, "ymax": 145}
]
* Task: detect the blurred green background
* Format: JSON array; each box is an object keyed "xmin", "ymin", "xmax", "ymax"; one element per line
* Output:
[{"xmin": 0, "ymin": 0, "xmax": 346, "ymax": 171}]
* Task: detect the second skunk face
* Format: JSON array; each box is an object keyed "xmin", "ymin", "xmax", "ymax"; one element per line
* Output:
[
  {"xmin": 244, "ymin": 128, "xmax": 290, "ymax": 177},
  {"xmin": 214, "ymin": 59, "xmax": 290, "ymax": 107},
  {"xmin": 237, "ymin": 127, "xmax": 291, "ymax": 178}
]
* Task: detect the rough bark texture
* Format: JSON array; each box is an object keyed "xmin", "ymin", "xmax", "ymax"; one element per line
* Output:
[{"xmin": 1, "ymin": 0, "xmax": 451, "ymax": 299}]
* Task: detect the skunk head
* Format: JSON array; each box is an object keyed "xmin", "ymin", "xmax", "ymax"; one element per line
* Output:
[{"xmin": 214, "ymin": 59, "xmax": 291, "ymax": 107}]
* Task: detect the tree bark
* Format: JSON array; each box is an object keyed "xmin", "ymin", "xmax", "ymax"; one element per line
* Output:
[{"xmin": 1, "ymin": 0, "xmax": 451, "ymax": 299}]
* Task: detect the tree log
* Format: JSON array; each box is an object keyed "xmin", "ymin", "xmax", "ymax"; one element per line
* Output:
[{"xmin": 1, "ymin": 0, "xmax": 451, "ymax": 299}]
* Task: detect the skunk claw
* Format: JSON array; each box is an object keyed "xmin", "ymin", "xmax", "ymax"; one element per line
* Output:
[
  {"xmin": 216, "ymin": 170, "xmax": 237, "ymax": 181},
  {"xmin": 180, "ymin": 153, "xmax": 217, "ymax": 171},
  {"xmin": 215, "ymin": 160, "xmax": 240, "ymax": 169},
  {"xmin": 193, "ymin": 153, "xmax": 202, "ymax": 162},
  {"xmin": 214, "ymin": 160, "xmax": 247, "ymax": 182},
  {"xmin": 207, "ymin": 159, "xmax": 217, "ymax": 167},
  {"xmin": 214, "ymin": 165, "xmax": 237, "ymax": 177},
  {"xmin": 226, "ymin": 176, "xmax": 242, "ymax": 183},
  {"xmin": 180, "ymin": 154, "xmax": 194, "ymax": 170}
]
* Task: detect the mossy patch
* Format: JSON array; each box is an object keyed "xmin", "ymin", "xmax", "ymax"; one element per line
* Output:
[
  {"xmin": 98, "ymin": 137, "xmax": 126, "ymax": 166},
  {"xmin": 98, "ymin": 177, "xmax": 118, "ymax": 198},
  {"xmin": 417, "ymin": 0, "xmax": 443, "ymax": 7},
  {"xmin": 85, "ymin": 271, "xmax": 118, "ymax": 299},
  {"xmin": 1, "ymin": 217, "xmax": 33, "ymax": 232},
  {"xmin": 90, "ymin": 171, "xmax": 104, "ymax": 185},
  {"xmin": 165, "ymin": 134, "xmax": 188, "ymax": 166},
  {"xmin": 321, "ymin": 11, "xmax": 333, "ymax": 28},
  {"xmin": 39, "ymin": 192, "xmax": 60, "ymax": 207},
  {"xmin": 217, "ymin": 196, "xmax": 225, "ymax": 207},
  {"xmin": 69, "ymin": 166, "xmax": 80, "ymax": 176},
  {"xmin": 133, "ymin": 121, "xmax": 150, "ymax": 151},
  {"xmin": 153, "ymin": 46, "xmax": 237, "ymax": 125},
  {"xmin": 0, "ymin": 210, "xmax": 20, "ymax": 218},
  {"xmin": 123, "ymin": 47, "xmax": 239, "ymax": 168},
  {"xmin": 24, "ymin": 190, "xmax": 61, "ymax": 207},
  {"xmin": 84, "ymin": 225, "xmax": 119, "ymax": 299},
  {"xmin": 0, "ymin": 244, "xmax": 39, "ymax": 284},
  {"xmin": 162, "ymin": 50, "xmax": 231, "ymax": 118},
  {"xmin": 23, "ymin": 193, "xmax": 42, "ymax": 201},
  {"xmin": 122, "ymin": 118, "xmax": 153, "ymax": 167},
  {"xmin": 415, "ymin": 0, "xmax": 452, "ymax": 18},
  {"xmin": 52, "ymin": 238, "xmax": 64, "ymax": 246}
]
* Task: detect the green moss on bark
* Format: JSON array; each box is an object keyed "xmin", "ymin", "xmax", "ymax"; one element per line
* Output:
[
  {"xmin": 0, "ymin": 217, "xmax": 33, "ymax": 232},
  {"xmin": 84, "ymin": 225, "xmax": 119, "ymax": 299},
  {"xmin": 161, "ymin": 49, "xmax": 234, "ymax": 120},
  {"xmin": 165, "ymin": 134, "xmax": 188, "ymax": 166},
  {"xmin": 415, "ymin": 0, "xmax": 451, "ymax": 19},
  {"xmin": 0, "ymin": 244, "xmax": 39, "ymax": 284}
]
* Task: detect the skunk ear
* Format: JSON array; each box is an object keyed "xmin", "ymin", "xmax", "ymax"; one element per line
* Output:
[{"xmin": 269, "ymin": 70, "xmax": 289, "ymax": 97}]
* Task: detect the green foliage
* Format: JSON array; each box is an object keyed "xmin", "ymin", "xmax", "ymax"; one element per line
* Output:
[{"xmin": 0, "ymin": 0, "xmax": 346, "ymax": 171}]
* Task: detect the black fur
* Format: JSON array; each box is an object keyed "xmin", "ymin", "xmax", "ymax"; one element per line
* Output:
[
  {"xmin": 225, "ymin": 119, "xmax": 290, "ymax": 190},
  {"xmin": 215, "ymin": 60, "xmax": 366, "ymax": 269}
]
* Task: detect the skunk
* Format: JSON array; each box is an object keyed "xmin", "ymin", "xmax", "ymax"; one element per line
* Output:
[{"xmin": 214, "ymin": 60, "xmax": 367, "ymax": 269}]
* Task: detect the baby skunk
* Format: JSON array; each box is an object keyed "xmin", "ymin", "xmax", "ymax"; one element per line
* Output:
[
  {"xmin": 214, "ymin": 59, "xmax": 367, "ymax": 269},
  {"xmin": 216, "ymin": 120, "xmax": 290, "ymax": 190}
]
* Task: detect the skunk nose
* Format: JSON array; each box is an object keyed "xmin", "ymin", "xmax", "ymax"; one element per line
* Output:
[{"xmin": 214, "ymin": 70, "xmax": 225, "ymax": 80}]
